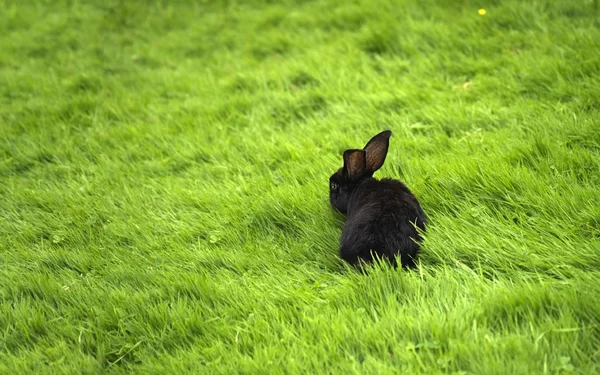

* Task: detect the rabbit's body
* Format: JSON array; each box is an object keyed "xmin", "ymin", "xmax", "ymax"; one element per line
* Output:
[
  {"xmin": 329, "ymin": 131, "xmax": 426, "ymax": 268},
  {"xmin": 339, "ymin": 178, "xmax": 426, "ymax": 268}
]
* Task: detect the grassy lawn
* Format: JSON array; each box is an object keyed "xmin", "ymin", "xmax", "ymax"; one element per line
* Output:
[{"xmin": 1, "ymin": 0, "xmax": 599, "ymax": 373}]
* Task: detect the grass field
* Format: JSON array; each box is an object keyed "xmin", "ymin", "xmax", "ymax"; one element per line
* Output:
[{"xmin": 1, "ymin": 0, "xmax": 599, "ymax": 373}]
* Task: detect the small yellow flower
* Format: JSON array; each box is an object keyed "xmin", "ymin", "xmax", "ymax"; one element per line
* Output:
[{"xmin": 478, "ymin": 8, "xmax": 487, "ymax": 15}]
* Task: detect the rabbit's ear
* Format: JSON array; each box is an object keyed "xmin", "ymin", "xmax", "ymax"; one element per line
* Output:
[
  {"xmin": 343, "ymin": 149, "xmax": 366, "ymax": 181},
  {"xmin": 363, "ymin": 130, "xmax": 392, "ymax": 174}
]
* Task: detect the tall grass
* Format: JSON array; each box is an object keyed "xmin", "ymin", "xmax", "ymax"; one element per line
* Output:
[{"xmin": 1, "ymin": 0, "xmax": 599, "ymax": 373}]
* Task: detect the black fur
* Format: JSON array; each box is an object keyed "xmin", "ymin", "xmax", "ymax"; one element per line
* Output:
[{"xmin": 329, "ymin": 130, "xmax": 426, "ymax": 269}]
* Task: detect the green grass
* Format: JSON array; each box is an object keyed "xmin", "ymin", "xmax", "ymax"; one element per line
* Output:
[{"xmin": 1, "ymin": 0, "xmax": 599, "ymax": 373}]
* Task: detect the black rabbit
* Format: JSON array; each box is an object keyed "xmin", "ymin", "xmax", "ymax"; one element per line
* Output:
[{"xmin": 329, "ymin": 130, "xmax": 426, "ymax": 269}]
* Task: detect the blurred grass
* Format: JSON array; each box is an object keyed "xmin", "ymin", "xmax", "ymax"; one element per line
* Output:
[{"xmin": 1, "ymin": 0, "xmax": 599, "ymax": 373}]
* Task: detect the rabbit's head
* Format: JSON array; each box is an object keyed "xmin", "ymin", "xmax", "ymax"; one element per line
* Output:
[{"xmin": 329, "ymin": 130, "xmax": 392, "ymax": 214}]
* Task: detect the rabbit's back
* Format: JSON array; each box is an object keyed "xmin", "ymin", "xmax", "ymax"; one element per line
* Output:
[{"xmin": 340, "ymin": 178, "xmax": 426, "ymax": 268}]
